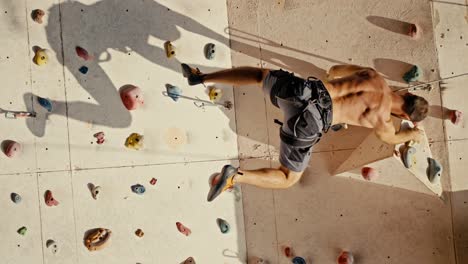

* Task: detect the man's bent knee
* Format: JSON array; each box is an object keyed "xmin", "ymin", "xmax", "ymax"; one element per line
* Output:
[{"xmin": 280, "ymin": 166, "xmax": 303, "ymax": 188}]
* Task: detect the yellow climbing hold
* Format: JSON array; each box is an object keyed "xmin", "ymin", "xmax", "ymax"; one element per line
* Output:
[
  {"xmin": 209, "ymin": 87, "xmax": 222, "ymax": 102},
  {"xmin": 33, "ymin": 48, "xmax": 48, "ymax": 66},
  {"xmin": 125, "ymin": 133, "xmax": 144, "ymax": 150}
]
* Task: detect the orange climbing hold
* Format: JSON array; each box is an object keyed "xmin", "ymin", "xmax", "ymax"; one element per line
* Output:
[
  {"xmin": 361, "ymin": 167, "xmax": 379, "ymax": 181},
  {"xmin": 32, "ymin": 9, "xmax": 45, "ymax": 24},
  {"xmin": 176, "ymin": 222, "xmax": 191, "ymax": 236},
  {"xmin": 337, "ymin": 251, "xmax": 354, "ymax": 264},
  {"xmin": 283, "ymin": 246, "xmax": 293, "ymax": 258}
]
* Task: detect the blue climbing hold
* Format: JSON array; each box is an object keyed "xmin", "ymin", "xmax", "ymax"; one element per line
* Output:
[
  {"xmin": 37, "ymin": 96, "xmax": 53, "ymax": 112},
  {"xmin": 216, "ymin": 218, "xmax": 230, "ymax": 234},
  {"xmin": 204, "ymin": 43, "xmax": 216, "ymax": 60},
  {"xmin": 292, "ymin": 256, "xmax": 306, "ymax": 264},
  {"xmin": 131, "ymin": 184, "xmax": 146, "ymax": 195},
  {"xmin": 427, "ymin": 157, "xmax": 442, "ymax": 184},
  {"xmin": 402, "ymin": 146, "xmax": 417, "ymax": 169},
  {"xmin": 11, "ymin": 193, "xmax": 21, "ymax": 204},
  {"xmin": 403, "ymin": 65, "xmax": 421, "ymax": 83},
  {"xmin": 166, "ymin": 85, "xmax": 182, "ymax": 102},
  {"xmin": 79, "ymin": 66, "xmax": 88, "ymax": 74}
]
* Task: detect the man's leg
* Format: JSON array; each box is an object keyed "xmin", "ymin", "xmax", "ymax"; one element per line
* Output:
[
  {"xmin": 234, "ymin": 166, "xmax": 303, "ymax": 189},
  {"xmin": 181, "ymin": 63, "xmax": 269, "ymax": 86}
]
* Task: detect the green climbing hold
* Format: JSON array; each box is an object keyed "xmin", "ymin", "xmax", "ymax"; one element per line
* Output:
[
  {"xmin": 216, "ymin": 218, "xmax": 230, "ymax": 234},
  {"xmin": 403, "ymin": 65, "xmax": 422, "ymax": 83},
  {"xmin": 17, "ymin": 226, "xmax": 27, "ymax": 236}
]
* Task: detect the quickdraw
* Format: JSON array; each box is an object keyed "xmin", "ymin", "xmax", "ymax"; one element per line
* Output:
[{"xmin": 85, "ymin": 228, "xmax": 112, "ymax": 251}]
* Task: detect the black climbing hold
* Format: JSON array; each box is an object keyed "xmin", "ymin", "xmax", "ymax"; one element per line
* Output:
[
  {"xmin": 79, "ymin": 66, "xmax": 88, "ymax": 74},
  {"xmin": 11, "ymin": 193, "xmax": 21, "ymax": 203},
  {"xmin": 292, "ymin": 256, "xmax": 306, "ymax": 264},
  {"xmin": 403, "ymin": 65, "xmax": 421, "ymax": 83}
]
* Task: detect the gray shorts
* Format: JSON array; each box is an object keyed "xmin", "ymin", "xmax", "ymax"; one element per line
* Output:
[{"xmin": 263, "ymin": 70, "xmax": 331, "ymax": 172}]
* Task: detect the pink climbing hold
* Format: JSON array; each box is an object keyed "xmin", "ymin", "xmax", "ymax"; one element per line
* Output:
[
  {"xmin": 120, "ymin": 85, "xmax": 144, "ymax": 110},
  {"xmin": 450, "ymin": 110, "xmax": 463, "ymax": 126},
  {"xmin": 408, "ymin": 23, "xmax": 422, "ymax": 40},
  {"xmin": 337, "ymin": 251, "xmax": 354, "ymax": 264},
  {"xmin": 76, "ymin": 46, "xmax": 93, "ymax": 61},
  {"xmin": 176, "ymin": 222, "xmax": 191, "ymax": 236},
  {"xmin": 45, "ymin": 190, "xmax": 59, "ymax": 207},
  {"xmin": 361, "ymin": 167, "xmax": 379, "ymax": 181},
  {"xmin": 93, "ymin": 132, "xmax": 105, "ymax": 144},
  {"xmin": 4, "ymin": 141, "xmax": 21, "ymax": 158}
]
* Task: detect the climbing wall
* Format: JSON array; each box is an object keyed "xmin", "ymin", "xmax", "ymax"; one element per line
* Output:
[
  {"xmin": 0, "ymin": 0, "xmax": 246, "ymax": 263},
  {"xmin": 228, "ymin": 0, "xmax": 463, "ymax": 263}
]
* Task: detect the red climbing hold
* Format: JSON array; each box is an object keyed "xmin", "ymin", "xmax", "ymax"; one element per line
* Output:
[
  {"xmin": 3, "ymin": 141, "xmax": 21, "ymax": 158},
  {"xmin": 93, "ymin": 132, "xmax": 105, "ymax": 144},
  {"xmin": 76, "ymin": 46, "xmax": 93, "ymax": 61},
  {"xmin": 150, "ymin": 178, "xmax": 157, "ymax": 185},
  {"xmin": 361, "ymin": 167, "xmax": 379, "ymax": 181},
  {"xmin": 450, "ymin": 110, "xmax": 463, "ymax": 126},
  {"xmin": 337, "ymin": 251, "xmax": 354, "ymax": 264},
  {"xmin": 283, "ymin": 246, "xmax": 293, "ymax": 258},
  {"xmin": 45, "ymin": 190, "xmax": 59, "ymax": 207},
  {"xmin": 120, "ymin": 85, "xmax": 144, "ymax": 110},
  {"xmin": 408, "ymin": 23, "xmax": 422, "ymax": 40},
  {"xmin": 176, "ymin": 222, "xmax": 191, "ymax": 236}
]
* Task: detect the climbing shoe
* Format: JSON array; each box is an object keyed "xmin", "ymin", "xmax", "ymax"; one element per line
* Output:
[
  {"xmin": 207, "ymin": 165, "xmax": 237, "ymax": 202},
  {"xmin": 181, "ymin": 63, "xmax": 205, "ymax": 86}
]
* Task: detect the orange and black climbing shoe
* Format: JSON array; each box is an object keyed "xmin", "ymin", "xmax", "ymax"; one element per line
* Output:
[
  {"xmin": 207, "ymin": 165, "xmax": 237, "ymax": 202},
  {"xmin": 181, "ymin": 63, "xmax": 205, "ymax": 86}
]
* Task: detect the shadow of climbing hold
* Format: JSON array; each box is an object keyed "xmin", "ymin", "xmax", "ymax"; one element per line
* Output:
[
  {"xmin": 3, "ymin": 140, "xmax": 21, "ymax": 158},
  {"xmin": 337, "ymin": 251, "xmax": 354, "ymax": 264},
  {"xmin": 44, "ymin": 190, "xmax": 59, "ymax": 207},
  {"xmin": 427, "ymin": 158, "xmax": 442, "ymax": 184},
  {"xmin": 125, "ymin": 133, "xmax": 144, "ymax": 150},
  {"xmin": 216, "ymin": 218, "xmax": 230, "ymax": 234},
  {"xmin": 46, "ymin": 239, "xmax": 59, "ymax": 254},
  {"xmin": 209, "ymin": 87, "xmax": 222, "ymax": 102},
  {"xmin": 361, "ymin": 167, "xmax": 379, "ymax": 181},
  {"xmin": 76, "ymin": 46, "xmax": 93, "ymax": 61},
  {"xmin": 204, "ymin": 43, "xmax": 216, "ymax": 60},
  {"xmin": 292, "ymin": 256, "xmax": 306, "ymax": 264},
  {"xmin": 408, "ymin": 23, "xmax": 422, "ymax": 40},
  {"xmin": 131, "ymin": 184, "xmax": 146, "ymax": 195},
  {"xmin": 135, "ymin": 229, "xmax": 144, "ymax": 237},
  {"xmin": 79, "ymin": 66, "xmax": 88, "ymax": 74},
  {"xmin": 164, "ymin": 41, "xmax": 176, "ymax": 58},
  {"xmin": 17, "ymin": 226, "xmax": 27, "ymax": 235},
  {"xmin": 176, "ymin": 222, "xmax": 191, "ymax": 236},
  {"xmin": 166, "ymin": 84, "xmax": 182, "ymax": 102},
  {"xmin": 32, "ymin": 9, "xmax": 45, "ymax": 24},
  {"xmin": 11, "ymin": 192, "xmax": 21, "ymax": 203},
  {"xmin": 33, "ymin": 48, "xmax": 48, "ymax": 66},
  {"xmin": 37, "ymin": 96, "xmax": 53, "ymax": 112},
  {"xmin": 182, "ymin": 257, "xmax": 195, "ymax": 264},
  {"xmin": 403, "ymin": 65, "xmax": 421, "ymax": 83},
  {"xmin": 120, "ymin": 85, "xmax": 144, "ymax": 110},
  {"xmin": 401, "ymin": 146, "xmax": 416, "ymax": 168}
]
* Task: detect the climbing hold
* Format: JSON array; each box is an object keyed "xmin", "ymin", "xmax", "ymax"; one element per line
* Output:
[
  {"xmin": 32, "ymin": 9, "xmax": 45, "ymax": 24},
  {"xmin": 46, "ymin": 239, "xmax": 59, "ymax": 254},
  {"xmin": 408, "ymin": 23, "xmax": 422, "ymax": 40},
  {"xmin": 131, "ymin": 184, "xmax": 146, "ymax": 194},
  {"xmin": 91, "ymin": 185, "xmax": 101, "ymax": 200},
  {"xmin": 125, "ymin": 133, "xmax": 144, "ymax": 150},
  {"xmin": 427, "ymin": 158, "xmax": 442, "ymax": 184},
  {"xmin": 176, "ymin": 222, "xmax": 191, "ymax": 236},
  {"xmin": 135, "ymin": 229, "xmax": 144, "ymax": 237},
  {"xmin": 164, "ymin": 41, "xmax": 175, "ymax": 58},
  {"xmin": 33, "ymin": 48, "xmax": 48, "ymax": 66},
  {"xmin": 292, "ymin": 256, "xmax": 306, "ymax": 264},
  {"xmin": 204, "ymin": 43, "xmax": 216, "ymax": 60},
  {"xmin": 3, "ymin": 141, "xmax": 21, "ymax": 158},
  {"xmin": 44, "ymin": 190, "xmax": 59, "ymax": 207},
  {"xmin": 337, "ymin": 251, "xmax": 354, "ymax": 264},
  {"xmin": 283, "ymin": 246, "xmax": 293, "ymax": 258},
  {"xmin": 79, "ymin": 66, "xmax": 88, "ymax": 74},
  {"xmin": 248, "ymin": 257, "xmax": 266, "ymax": 264},
  {"xmin": 150, "ymin": 178, "xmax": 157, "ymax": 185},
  {"xmin": 75, "ymin": 46, "xmax": 93, "ymax": 61},
  {"xmin": 17, "ymin": 226, "xmax": 27, "ymax": 236},
  {"xmin": 216, "ymin": 218, "xmax": 230, "ymax": 234},
  {"xmin": 84, "ymin": 228, "xmax": 111, "ymax": 251},
  {"xmin": 450, "ymin": 110, "xmax": 463, "ymax": 125},
  {"xmin": 403, "ymin": 65, "xmax": 422, "ymax": 83},
  {"xmin": 361, "ymin": 167, "xmax": 379, "ymax": 181},
  {"xmin": 166, "ymin": 85, "xmax": 182, "ymax": 102},
  {"xmin": 11, "ymin": 193, "xmax": 22, "ymax": 203},
  {"xmin": 37, "ymin": 96, "xmax": 53, "ymax": 112},
  {"xmin": 183, "ymin": 257, "xmax": 196, "ymax": 264},
  {"xmin": 93, "ymin": 132, "xmax": 105, "ymax": 144},
  {"xmin": 120, "ymin": 85, "xmax": 144, "ymax": 110},
  {"xmin": 209, "ymin": 87, "xmax": 223, "ymax": 102},
  {"xmin": 401, "ymin": 146, "xmax": 417, "ymax": 169}
]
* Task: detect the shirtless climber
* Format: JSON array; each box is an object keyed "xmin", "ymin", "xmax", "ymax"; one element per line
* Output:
[{"xmin": 180, "ymin": 63, "xmax": 456, "ymax": 202}]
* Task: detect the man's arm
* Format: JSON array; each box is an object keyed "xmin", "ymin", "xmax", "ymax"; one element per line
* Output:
[
  {"xmin": 327, "ymin": 64, "xmax": 376, "ymax": 81},
  {"xmin": 375, "ymin": 118, "xmax": 423, "ymax": 145}
]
